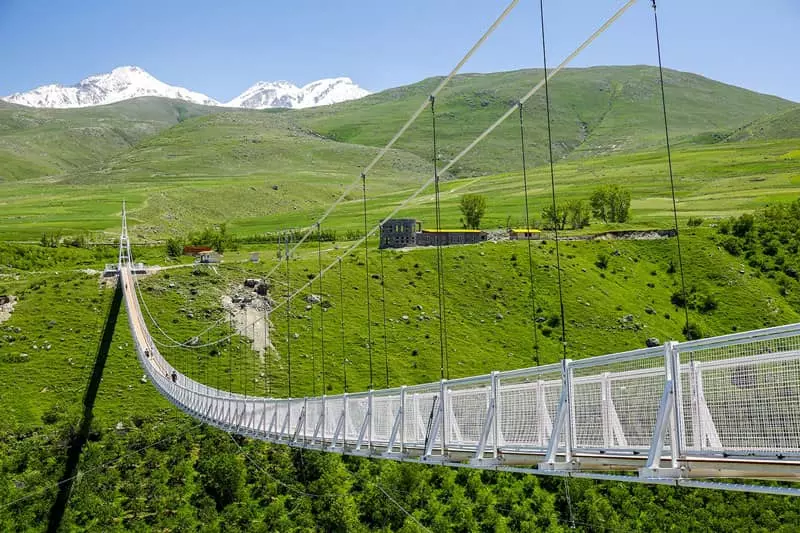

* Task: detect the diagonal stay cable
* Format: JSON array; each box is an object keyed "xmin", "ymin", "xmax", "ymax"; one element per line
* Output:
[
  {"xmin": 146, "ymin": 0, "xmax": 639, "ymax": 351},
  {"xmin": 264, "ymin": 0, "xmax": 520, "ymax": 281},
  {"xmin": 270, "ymin": 0, "xmax": 639, "ymax": 316}
]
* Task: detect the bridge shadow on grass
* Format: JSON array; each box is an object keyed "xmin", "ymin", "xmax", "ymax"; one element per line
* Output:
[{"xmin": 46, "ymin": 281, "xmax": 122, "ymax": 533}]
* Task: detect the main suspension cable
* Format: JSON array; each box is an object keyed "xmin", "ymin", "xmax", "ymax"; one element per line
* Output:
[
  {"xmin": 146, "ymin": 0, "xmax": 639, "ymax": 354},
  {"xmin": 518, "ymin": 103, "xmax": 542, "ymax": 366},
  {"xmin": 539, "ymin": 0, "xmax": 568, "ymax": 359},
  {"xmin": 264, "ymin": 0, "xmax": 521, "ymax": 281},
  {"xmin": 271, "ymin": 0, "xmax": 638, "ymax": 318},
  {"xmin": 651, "ymin": 0, "xmax": 690, "ymax": 339}
]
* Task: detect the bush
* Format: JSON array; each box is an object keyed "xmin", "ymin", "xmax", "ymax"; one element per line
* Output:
[
  {"xmin": 687, "ymin": 217, "xmax": 704, "ymax": 227},
  {"xmin": 166, "ymin": 237, "xmax": 184, "ymax": 257},
  {"xmin": 720, "ymin": 236, "xmax": 742, "ymax": 256},
  {"xmin": 595, "ymin": 253, "xmax": 609, "ymax": 270},
  {"xmin": 732, "ymin": 214, "xmax": 754, "ymax": 238},
  {"xmin": 683, "ymin": 321, "xmax": 703, "ymax": 340}
]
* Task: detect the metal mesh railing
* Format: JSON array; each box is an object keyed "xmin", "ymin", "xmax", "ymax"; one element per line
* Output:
[
  {"xmin": 123, "ymin": 264, "xmax": 800, "ymax": 472},
  {"xmin": 678, "ymin": 328, "xmax": 800, "ymax": 457},
  {"xmin": 570, "ymin": 347, "xmax": 667, "ymax": 453}
]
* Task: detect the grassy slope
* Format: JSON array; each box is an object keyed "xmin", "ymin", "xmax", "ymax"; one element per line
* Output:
[
  {"xmin": 0, "ymin": 97, "xmax": 221, "ymax": 182},
  {"xmin": 727, "ymin": 105, "xmax": 800, "ymax": 142},
  {"xmin": 0, "ymin": 66, "xmax": 796, "ymax": 241},
  {"xmin": 120, "ymin": 229, "xmax": 798, "ymax": 400},
  {"xmin": 296, "ymin": 66, "xmax": 795, "ymax": 176}
]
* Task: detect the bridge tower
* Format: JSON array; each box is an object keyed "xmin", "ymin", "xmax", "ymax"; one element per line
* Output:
[{"xmin": 118, "ymin": 201, "xmax": 132, "ymax": 268}]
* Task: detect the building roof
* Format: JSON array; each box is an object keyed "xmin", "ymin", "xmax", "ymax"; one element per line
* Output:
[
  {"xmin": 420, "ymin": 229, "xmax": 483, "ymax": 233},
  {"xmin": 510, "ymin": 228, "xmax": 542, "ymax": 233}
]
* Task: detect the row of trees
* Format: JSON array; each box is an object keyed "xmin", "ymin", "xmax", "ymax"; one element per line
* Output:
[
  {"xmin": 460, "ymin": 185, "xmax": 631, "ymax": 232},
  {"xmin": 542, "ymin": 185, "xmax": 632, "ymax": 230}
]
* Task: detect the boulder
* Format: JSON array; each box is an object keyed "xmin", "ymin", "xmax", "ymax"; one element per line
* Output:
[{"xmin": 646, "ymin": 337, "xmax": 661, "ymax": 348}]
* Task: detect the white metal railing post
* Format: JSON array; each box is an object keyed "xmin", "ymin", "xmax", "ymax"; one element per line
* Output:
[
  {"xmin": 667, "ymin": 340, "xmax": 683, "ymax": 465},
  {"xmin": 368, "ymin": 389, "xmax": 374, "ymax": 453},
  {"xmin": 492, "ymin": 371, "xmax": 500, "ymax": 459},
  {"xmin": 321, "ymin": 395, "xmax": 326, "ymax": 447},
  {"xmin": 400, "ymin": 386, "xmax": 406, "ymax": 454},
  {"xmin": 639, "ymin": 341, "xmax": 682, "ymax": 479},
  {"xmin": 540, "ymin": 358, "xmax": 573, "ymax": 470},
  {"xmin": 342, "ymin": 393, "xmax": 348, "ymax": 446},
  {"xmin": 440, "ymin": 379, "xmax": 447, "ymax": 458},
  {"xmin": 565, "ymin": 359, "xmax": 575, "ymax": 462}
]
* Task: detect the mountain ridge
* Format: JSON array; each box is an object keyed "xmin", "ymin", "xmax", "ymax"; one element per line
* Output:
[{"xmin": 2, "ymin": 66, "xmax": 369, "ymax": 110}]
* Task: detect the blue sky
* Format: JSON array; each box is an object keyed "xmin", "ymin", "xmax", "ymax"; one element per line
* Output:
[{"xmin": 1, "ymin": 0, "xmax": 798, "ymax": 102}]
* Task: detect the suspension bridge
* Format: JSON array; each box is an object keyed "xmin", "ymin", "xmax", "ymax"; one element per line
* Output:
[{"xmin": 119, "ymin": 0, "xmax": 800, "ymax": 497}]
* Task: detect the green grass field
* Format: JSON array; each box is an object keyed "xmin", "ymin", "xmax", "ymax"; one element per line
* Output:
[{"xmin": 1, "ymin": 66, "xmax": 800, "ymax": 531}]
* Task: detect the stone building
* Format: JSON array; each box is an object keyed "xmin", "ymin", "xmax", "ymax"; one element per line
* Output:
[{"xmin": 379, "ymin": 219, "xmax": 487, "ymax": 249}]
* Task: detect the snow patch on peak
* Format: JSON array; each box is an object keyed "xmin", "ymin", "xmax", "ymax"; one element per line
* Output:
[
  {"xmin": 227, "ymin": 77, "xmax": 369, "ymax": 109},
  {"xmin": 2, "ymin": 66, "xmax": 219, "ymax": 109}
]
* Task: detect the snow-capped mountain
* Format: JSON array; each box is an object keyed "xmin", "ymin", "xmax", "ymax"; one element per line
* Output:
[
  {"xmin": 226, "ymin": 77, "xmax": 369, "ymax": 109},
  {"xmin": 2, "ymin": 67, "xmax": 369, "ymax": 110},
  {"xmin": 2, "ymin": 66, "xmax": 219, "ymax": 108}
]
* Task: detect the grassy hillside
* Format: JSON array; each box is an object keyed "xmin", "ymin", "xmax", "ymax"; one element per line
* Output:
[
  {"xmin": 0, "ymin": 97, "xmax": 221, "ymax": 182},
  {"xmin": 727, "ymin": 105, "xmax": 800, "ymax": 142},
  {"xmin": 296, "ymin": 66, "xmax": 795, "ymax": 176}
]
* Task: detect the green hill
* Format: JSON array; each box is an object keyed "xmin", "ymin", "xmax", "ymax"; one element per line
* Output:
[
  {"xmin": 0, "ymin": 97, "xmax": 221, "ymax": 182},
  {"xmin": 296, "ymin": 66, "xmax": 795, "ymax": 176},
  {"xmin": 726, "ymin": 105, "xmax": 800, "ymax": 142}
]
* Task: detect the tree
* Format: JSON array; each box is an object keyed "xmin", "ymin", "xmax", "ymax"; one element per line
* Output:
[
  {"xmin": 165, "ymin": 237, "xmax": 183, "ymax": 258},
  {"xmin": 565, "ymin": 200, "xmax": 591, "ymax": 229},
  {"xmin": 541, "ymin": 203, "xmax": 567, "ymax": 230},
  {"xmin": 459, "ymin": 194, "xmax": 487, "ymax": 229},
  {"xmin": 590, "ymin": 185, "xmax": 631, "ymax": 223}
]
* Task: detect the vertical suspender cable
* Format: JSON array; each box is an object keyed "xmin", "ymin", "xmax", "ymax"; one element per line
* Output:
[
  {"xmin": 228, "ymin": 310, "xmax": 233, "ymax": 395},
  {"xmin": 518, "ymin": 103, "xmax": 542, "ymax": 366},
  {"xmin": 285, "ymin": 233, "xmax": 293, "ymax": 398},
  {"xmin": 651, "ymin": 0, "xmax": 690, "ymax": 339},
  {"xmin": 339, "ymin": 258, "xmax": 348, "ymax": 393},
  {"xmin": 310, "ymin": 298, "xmax": 316, "ymax": 396},
  {"xmin": 317, "ymin": 223, "xmax": 326, "ymax": 395},
  {"xmin": 379, "ymin": 244, "xmax": 390, "ymax": 388},
  {"xmin": 431, "ymin": 96, "xmax": 450, "ymax": 380},
  {"xmin": 539, "ymin": 0, "xmax": 568, "ymax": 358},
  {"xmin": 264, "ymin": 301, "xmax": 270, "ymax": 396},
  {"xmin": 361, "ymin": 173, "xmax": 375, "ymax": 390}
]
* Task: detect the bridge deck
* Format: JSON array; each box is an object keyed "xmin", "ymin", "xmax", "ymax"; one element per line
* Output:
[{"xmin": 120, "ymin": 266, "xmax": 800, "ymax": 493}]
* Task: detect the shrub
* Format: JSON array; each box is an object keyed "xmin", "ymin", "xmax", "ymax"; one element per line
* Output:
[
  {"xmin": 595, "ymin": 253, "xmax": 609, "ymax": 270},
  {"xmin": 687, "ymin": 217, "xmax": 704, "ymax": 227}
]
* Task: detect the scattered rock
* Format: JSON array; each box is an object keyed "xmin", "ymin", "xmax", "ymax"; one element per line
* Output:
[
  {"xmin": 115, "ymin": 421, "xmax": 125, "ymax": 431},
  {"xmin": 622, "ymin": 314, "xmax": 634, "ymax": 322},
  {"xmin": 305, "ymin": 305, "xmax": 312, "ymax": 311},
  {"xmin": 293, "ymin": 333, "xmax": 300, "ymax": 339},
  {"xmin": 140, "ymin": 375, "xmax": 148, "ymax": 384},
  {"xmin": 646, "ymin": 337, "xmax": 661, "ymax": 348},
  {"xmin": 496, "ymin": 313, "xmax": 504, "ymax": 320},
  {"xmin": 186, "ymin": 337, "xmax": 200, "ymax": 347},
  {"xmin": 413, "ymin": 304, "xmax": 423, "ymax": 311},
  {"xmin": 306, "ymin": 294, "xmax": 322, "ymax": 304},
  {"xmin": 401, "ymin": 315, "xmax": 409, "ymax": 321},
  {"xmin": 645, "ymin": 307, "xmax": 656, "ymax": 315},
  {"xmin": 168, "ymin": 282, "xmax": 176, "ymax": 288},
  {"xmin": 187, "ymin": 312, "xmax": 194, "ymax": 319},
  {"xmin": 272, "ymin": 185, "xmax": 279, "ymax": 190}
]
